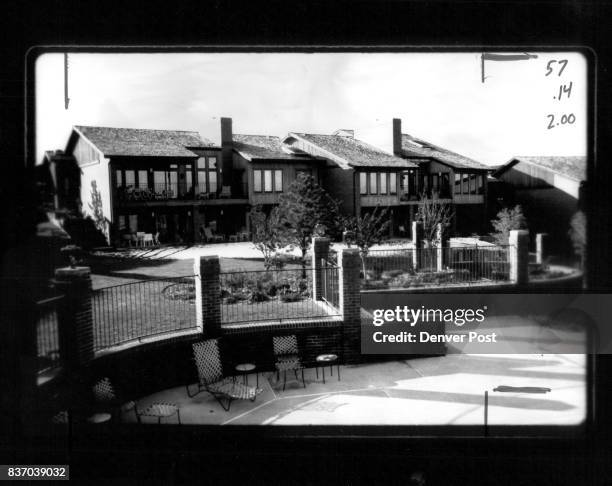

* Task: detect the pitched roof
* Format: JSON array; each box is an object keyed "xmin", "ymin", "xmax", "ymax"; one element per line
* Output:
[
  {"xmin": 500, "ymin": 156, "xmax": 586, "ymax": 182},
  {"xmin": 286, "ymin": 133, "xmax": 416, "ymax": 169},
  {"xmin": 400, "ymin": 134, "xmax": 489, "ymax": 170},
  {"xmin": 73, "ymin": 125, "xmax": 213, "ymax": 157},
  {"xmin": 232, "ymin": 134, "xmax": 316, "ymax": 161}
]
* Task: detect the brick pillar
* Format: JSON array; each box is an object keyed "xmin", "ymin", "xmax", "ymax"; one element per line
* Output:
[
  {"xmin": 311, "ymin": 237, "xmax": 331, "ymax": 301},
  {"xmin": 509, "ymin": 230, "xmax": 529, "ymax": 285},
  {"xmin": 339, "ymin": 248, "xmax": 362, "ymax": 364},
  {"xmin": 196, "ymin": 255, "xmax": 221, "ymax": 337},
  {"xmin": 435, "ymin": 223, "xmax": 449, "ymax": 272},
  {"xmin": 54, "ymin": 266, "xmax": 94, "ymax": 369},
  {"xmin": 412, "ymin": 221, "xmax": 423, "ymax": 270},
  {"xmin": 536, "ymin": 233, "xmax": 547, "ymax": 264}
]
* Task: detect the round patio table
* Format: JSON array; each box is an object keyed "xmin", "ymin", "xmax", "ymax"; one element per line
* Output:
[
  {"xmin": 315, "ymin": 354, "xmax": 340, "ymax": 384},
  {"xmin": 235, "ymin": 363, "xmax": 258, "ymax": 388},
  {"xmin": 87, "ymin": 412, "xmax": 112, "ymax": 424}
]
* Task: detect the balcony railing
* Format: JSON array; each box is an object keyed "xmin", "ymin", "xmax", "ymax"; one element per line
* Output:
[{"xmin": 115, "ymin": 182, "xmax": 248, "ymax": 203}]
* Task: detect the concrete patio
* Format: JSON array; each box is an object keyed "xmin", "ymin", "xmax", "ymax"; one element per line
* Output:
[{"xmin": 124, "ymin": 352, "xmax": 586, "ymax": 427}]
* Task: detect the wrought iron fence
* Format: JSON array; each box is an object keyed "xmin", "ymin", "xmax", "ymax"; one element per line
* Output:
[
  {"xmin": 220, "ymin": 267, "xmax": 340, "ymax": 324},
  {"xmin": 320, "ymin": 258, "xmax": 340, "ymax": 309},
  {"xmin": 92, "ymin": 276, "xmax": 198, "ymax": 352},
  {"xmin": 363, "ymin": 245, "xmax": 512, "ymax": 289},
  {"xmin": 36, "ymin": 294, "xmax": 63, "ymax": 374}
]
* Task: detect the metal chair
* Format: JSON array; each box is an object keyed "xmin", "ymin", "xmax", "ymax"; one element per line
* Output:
[
  {"xmin": 187, "ymin": 339, "xmax": 261, "ymax": 411},
  {"xmin": 92, "ymin": 377, "xmax": 136, "ymax": 421},
  {"xmin": 272, "ymin": 335, "xmax": 306, "ymax": 391}
]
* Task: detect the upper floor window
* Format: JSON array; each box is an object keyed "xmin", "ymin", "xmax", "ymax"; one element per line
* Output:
[
  {"xmin": 379, "ymin": 172, "xmax": 388, "ymax": 194},
  {"xmin": 274, "ymin": 170, "xmax": 283, "ymax": 192},
  {"xmin": 254, "ymin": 170, "xmax": 262, "ymax": 192},
  {"xmin": 369, "ymin": 173, "xmax": 377, "ymax": 194},
  {"xmin": 389, "ymin": 173, "xmax": 397, "ymax": 194},
  {"xmin": 115, "ymin": 170, "xmax": 123, "ymax": 187},
  {"xmin": 254, "ymin": 169, "xmax": 284, "ymax": 193},
  {"xmin": 360, "ymin": 173, "xmax": 368, "ymax": 195}
]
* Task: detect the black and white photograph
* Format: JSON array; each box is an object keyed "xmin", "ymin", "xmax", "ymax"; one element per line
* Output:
[
  {"xmin": 3, "ymin": 2, "xmax": 612, "ymax": 483},
  {"xmin": 27, "ymin": 51, "xmax": 589, "ymax": 428}
]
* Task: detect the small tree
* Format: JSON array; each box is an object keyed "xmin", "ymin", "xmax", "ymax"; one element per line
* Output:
[
  {"xmin": 250, "ymin": 205, "xmax": 285, "ymax": 270},
  {"xmin": 88, "ymin": 180, "xmax": 108, "ymax": 241},
  {"xmin": 416, "ymin": 193, "xmax": 454, "ymax": 244},
  {"xmin": 569, "ymin": 210, "xmax": 586, "ymax": 267},
  {"xmin": 490, "ymin": 205, "xmax": 527, "ymax": 245},
  {"xmin": 276, "ymin": 173, "xmax": 342, "ymax": 275},
  {"xmin": 344, "ymin": 206, "xmax": 390, "ymax": 279}
]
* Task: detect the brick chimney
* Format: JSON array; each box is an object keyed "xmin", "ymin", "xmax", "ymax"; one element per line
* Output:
[
  {"xmin": 392, "ymin": 118, "xmax": 402, "ymax": 156},
  {"xmin": 220, "ymin": 117, "xmax": 233, "ymax": 187}
]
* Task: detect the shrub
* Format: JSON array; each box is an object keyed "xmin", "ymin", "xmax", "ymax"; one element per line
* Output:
[{"xmin": 280, "ymin": 291, "xmax": 302, "ymax": 303}]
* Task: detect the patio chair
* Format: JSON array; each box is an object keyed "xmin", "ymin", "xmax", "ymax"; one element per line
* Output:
[
  {"xmin": 187, "ymin": 339, "xmax": 261, "ymax": 411},
  {"xmin": 203, "ymin": 227, "xmax": 224, "ymax": 243},
  {"xmin": 92, "ymin": 377, "xmax": 137, "ymax": 422},
  {"xmin": 272, "ymin": 335, "xmax": 306, "ymax": 391}
]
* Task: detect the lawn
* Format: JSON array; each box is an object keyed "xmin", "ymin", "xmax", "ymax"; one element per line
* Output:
[{"xmin": 87, "ymin": 252, "xmax": 334, "ymax": 351}]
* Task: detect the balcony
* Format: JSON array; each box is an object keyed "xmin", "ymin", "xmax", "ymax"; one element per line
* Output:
[{"xmin": 115, "ymin": 182, "xmax": 249, "ymax": 205}]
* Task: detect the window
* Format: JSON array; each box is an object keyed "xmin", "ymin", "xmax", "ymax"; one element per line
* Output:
[
  {"xmin": 115, "ymin": 170, "xmax": 123, "ymax": 187},
  {"xmin": 118, "ymin": 215, "xmax": 126, "ymax": 231},
  {"xmin": 408, "ymin": 170, "xmax": 417, "ymax": 195},
  {"xmin": 274, "ymin": 170, "xmax": 283, "ymax": 192},
  {"xmin": 389, "ymin": 173, "xmax": 397, "ymax": 194},
  {"xmin": 379, "ymin": 173, "xmax": 387, "ymax": 194},
  {"xmin": 360, "ymin": 173, "xmax": 368, "ymax": 195},
  {"xmin": 470, "ymin": 174, "xmax": 478, "ymax": 195},
  {"xmin": 138, "ymin": 170, "xmax": 148, "ymax": 188},
  {"xmin": 264, "ymin": 170, "xmax": 273, "ymax": 192},
  {"xmin": 462, "ymin": 174, "xmax": 469, "ymax": 194},
  {"xmin": 432, "ymin": 174, "xmax": 439, "ymax": 194},
  {"xmin": 478, "ymin": 174, "xmax": 485, "ymax": 195},
  {"xmin": 441, "ymin": 173, "xmax": 450, "ymax": 198},
  {"xmin": 454, "ymin": 173, "xmax": 462, "ymax": 194},
  {"xmin": 209, "ymin": 157, "xmax": 217, "ymax": 169},
  {"xmin": 197, "ymin": 157, "xmax": 206, "ymax": 170},
  {"xmin": 254, "ymin": 170, "xmax": 262, "ymax": 192},
  {"xmin": 369, "ymin": 173, "xmax": 377, "ymax": 194},
  {"xmin": 125, "ymin": 170, "xmax": 135, "ymax": 187},
  {"xmin": 208, "ymin": 170, "xmax": 217, "ymax": 193}
]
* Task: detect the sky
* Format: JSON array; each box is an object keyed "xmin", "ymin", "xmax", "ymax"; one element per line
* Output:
[{"xmin": 35, "ymin": 52, "xmax": 588, "ymax": 165}]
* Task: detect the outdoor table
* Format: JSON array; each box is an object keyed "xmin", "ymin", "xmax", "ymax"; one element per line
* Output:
[
  {"xmin": 87, "ymin": 412, "xmax": 112, "ymax": 424},
  {"xmin": 136, "ymin": 402, "xmax": 181, "ymax": 424},
  {"xmin": 315, "ymin": 354, "xmax": 340, "ymax": 384},
  {"xmin": 235, "ymin": 363, "xmax": 258, "ymax": 388}
]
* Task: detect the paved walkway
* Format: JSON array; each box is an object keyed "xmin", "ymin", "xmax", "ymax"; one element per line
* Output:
[{"xmin": 125, "ymin": 351, "xmax": 585, "ymax": 427}]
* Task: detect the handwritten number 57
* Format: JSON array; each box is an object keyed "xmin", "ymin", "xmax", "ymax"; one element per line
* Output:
[{"xmin": 546, "ymin": 59, "xmax": 568, "ymax": 76}]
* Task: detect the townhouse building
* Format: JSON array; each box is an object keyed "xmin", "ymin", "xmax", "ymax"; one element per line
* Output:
[
  {"xmin": 43, "ymin": 117, "xmax": 493, "ymax": 244},
  {"xmin": 391, "ymin": 118, "xmax": 490, "ymax": 236},
  {"xmin": 491, "ymin": 155, "xmax": 586, "ymax": 257}
]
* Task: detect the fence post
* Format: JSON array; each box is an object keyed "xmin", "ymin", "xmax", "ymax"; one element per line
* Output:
[
  {"xmin": 536, "ymin": 233, "xmax": 547, "ymax": 264},
  {"xmin": 198, "ymin": 255, "xmax": 221, "ymax": 337},
  {"xmin": 412, "ymin": 221, "xmax": 423, "ymax": 270},
  {"xmin": 509, "ymin": 230, "xmax": 529, "ymax": 286},
  {"xmin": 339, "ymin": 248, "xmax": 362, "ymax": 364},
  {"xmin": 312, "ymin": 237, "xmax": 331, "ymax": 301},
  {"xmin": 193, "ymin": 257, "xmax": 204, "ymax": 334},
  {"xmin": 435, "ymin": 223, "xmax": 448, "ymax": 272},
  {"xmin": 54, "ymin": 266, "xmax": 94, "ymax": 369}
]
